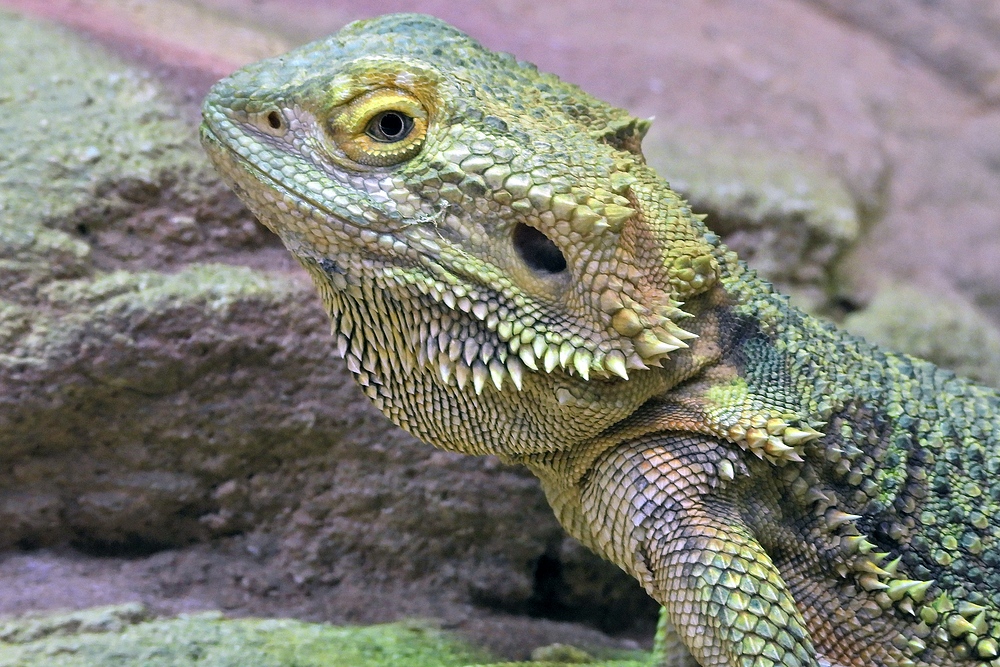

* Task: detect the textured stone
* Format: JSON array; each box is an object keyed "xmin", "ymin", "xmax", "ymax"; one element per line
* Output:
[
  {"xmin": 844, "ymin": 284, "xmax": 1000, "ymax": 389},
  {"xmin": 0, "ymin": 606, "xmax": 500, "ymax": 667},
  {"xmin": 803, "ymin": 0, "xmax": 1000, "ymax": 103},
  {"xmin": 0, "ymin": 10, "xmax": 272, "ymax": 280},
  {"xmin": 644, "ymin": 128, "xmax": 865, "ymax": 312}
]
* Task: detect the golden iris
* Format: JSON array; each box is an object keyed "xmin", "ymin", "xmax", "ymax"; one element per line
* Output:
[{"xmin": 330, "ymin": 89, "xmax": 427, "ymax": 167}]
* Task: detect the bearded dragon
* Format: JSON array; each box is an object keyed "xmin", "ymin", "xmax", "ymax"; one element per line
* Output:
[{"xmin": 200, "ymin": 13, "xmax": 1000, "ymax": 667}]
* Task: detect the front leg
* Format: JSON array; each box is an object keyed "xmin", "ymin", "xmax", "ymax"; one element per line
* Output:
[
  {"xmin": 577, "ymin": 436, "xmax": 820, "ymax": 667},
  {"xmin": 652, "ymin": 499, "xmax": 815, "ymax": 666},
  {"xmin": 654, "ymin": 607, "xmax": 702, "ymax": 667}
]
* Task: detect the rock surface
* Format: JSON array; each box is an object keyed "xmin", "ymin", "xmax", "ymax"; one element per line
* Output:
[
  {"xmin": 643, "ymin": 129, "xmax": 863, "ymax": 311},
  {"xmin": 0, "ymin": 0, "xmax": 998, "ymax": 662},
  {"xmin": 845, "ymin": 283, "xmax": 1000, "ymax": 389},
  {"xmin": 0, "ymin": 605, "xmax": 515, "ymax": 667}
]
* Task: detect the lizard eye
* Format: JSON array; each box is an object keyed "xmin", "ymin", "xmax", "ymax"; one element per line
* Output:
[
  {"xmin": 366, "ymin": 110, "xmax": 413, "ymax": 142},
  {"xmin": 330, "ymin": 89, "xmax": 427, "ymax": 167}
]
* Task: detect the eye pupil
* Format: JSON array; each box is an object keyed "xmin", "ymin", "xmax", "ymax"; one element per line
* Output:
[
  {"xmin": 378, "ymin": 113, "xmax": 404, "ymax": 138},
  {"xmin": 513, "ymin": 222, "xmax": 567, "ymax": 274},
  {"xmin": 368, "ymin": 111, "xmax": 412, "ymax": 142}
]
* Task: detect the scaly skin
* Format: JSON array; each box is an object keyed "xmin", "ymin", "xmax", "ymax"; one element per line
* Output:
[{"xmin": 200, "ymin": 14, "xmax": 1000, "ymax": 667}]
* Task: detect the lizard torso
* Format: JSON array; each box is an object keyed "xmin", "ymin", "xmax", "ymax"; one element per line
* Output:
[{"xmin": 201, "ymin": 14, "xmax": 1000, "ymax": 667}]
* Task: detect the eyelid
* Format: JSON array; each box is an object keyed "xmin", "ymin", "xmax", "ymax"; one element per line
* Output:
[
  {"xmin": 332, "ymin": 89, "xmax": 426, "ymax": 135},
  {"xmin": 328, "ymin": 89, "xmax": 429, "ymax": 167}
]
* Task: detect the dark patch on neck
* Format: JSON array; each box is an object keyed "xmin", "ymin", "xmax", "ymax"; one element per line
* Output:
[
  {"xmin": 318, "ymin": 258, "xmax": 343, "ymax": 277},
  {"xmin": 714, "ymin": 304, "xmax": 779, "ymax": 377}
]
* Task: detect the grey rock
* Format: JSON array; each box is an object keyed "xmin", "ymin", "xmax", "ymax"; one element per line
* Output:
[
  {"xmin": 0, "ymin": 9, "xmax": 271, "ymax": 284},
  {"xmin": 844, "ymin": 283, "xmax": 1000, "ymax": 389},
  {"xmin": 804, "ymin": 0, "xmax": 1000, "ymax": 103},
  {"xmin": 0, "ymin": 603, "xmax": 148, "ymax": 644},
  {"xmin": 0, "ymin": 607, "xmax": 499, "ymax": 666},
  {"xmin": 644, "ymin": 127, "xmax": 867, "ymax": 312}
]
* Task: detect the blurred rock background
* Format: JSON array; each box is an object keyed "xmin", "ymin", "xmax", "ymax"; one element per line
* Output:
[{"xmin": 0, "ymin": 0, "xmax": 998, "ymax": 661}]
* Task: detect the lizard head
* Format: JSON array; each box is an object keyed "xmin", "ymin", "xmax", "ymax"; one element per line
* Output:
[{"xmin": 201, "ymin": 13, "xmax": 725, "ymax": 455}]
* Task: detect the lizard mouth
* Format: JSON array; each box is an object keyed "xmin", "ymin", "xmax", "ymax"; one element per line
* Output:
[
  {"xmin": 199, "ymin": 121, "xmax": 344, "ymax": 234},
  {"xmin": 200, "ymin": 115, "xmax": 453, "ymax": 299}
]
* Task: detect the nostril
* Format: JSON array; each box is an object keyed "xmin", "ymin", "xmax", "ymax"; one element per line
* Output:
[
  {"xmin": 513, "ymin": 222, "xmax": 567, "ymax": 274},
  {"xmin": 266, "ymin": 111, "xmax": 283, "ymax": 130}
]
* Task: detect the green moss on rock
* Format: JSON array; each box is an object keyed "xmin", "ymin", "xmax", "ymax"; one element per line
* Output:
[
  {"xmin": 844, "ymin": 283, "xmax": 1000, "ymax": 389},
  {"xmin": 643, "ymin": 127, "xmax": 863, "ymax": 311},
  {"xmin": 0, "ymin": 606, "xmax": 495, "ymax": 667},
  {"xmin": 0, "ymin": 9, "xmax": 269, "ymax": 285},
  {"xmin": 0, "ymin": 10, "xmax": 196, "ymax": 226},
  {"xmin": 40, "ymin": 264, "xmax": 296, "ymax": 311},
  {"xmin": 0, "ymin": 604, "xmax": 651, "ymax": 667}
]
